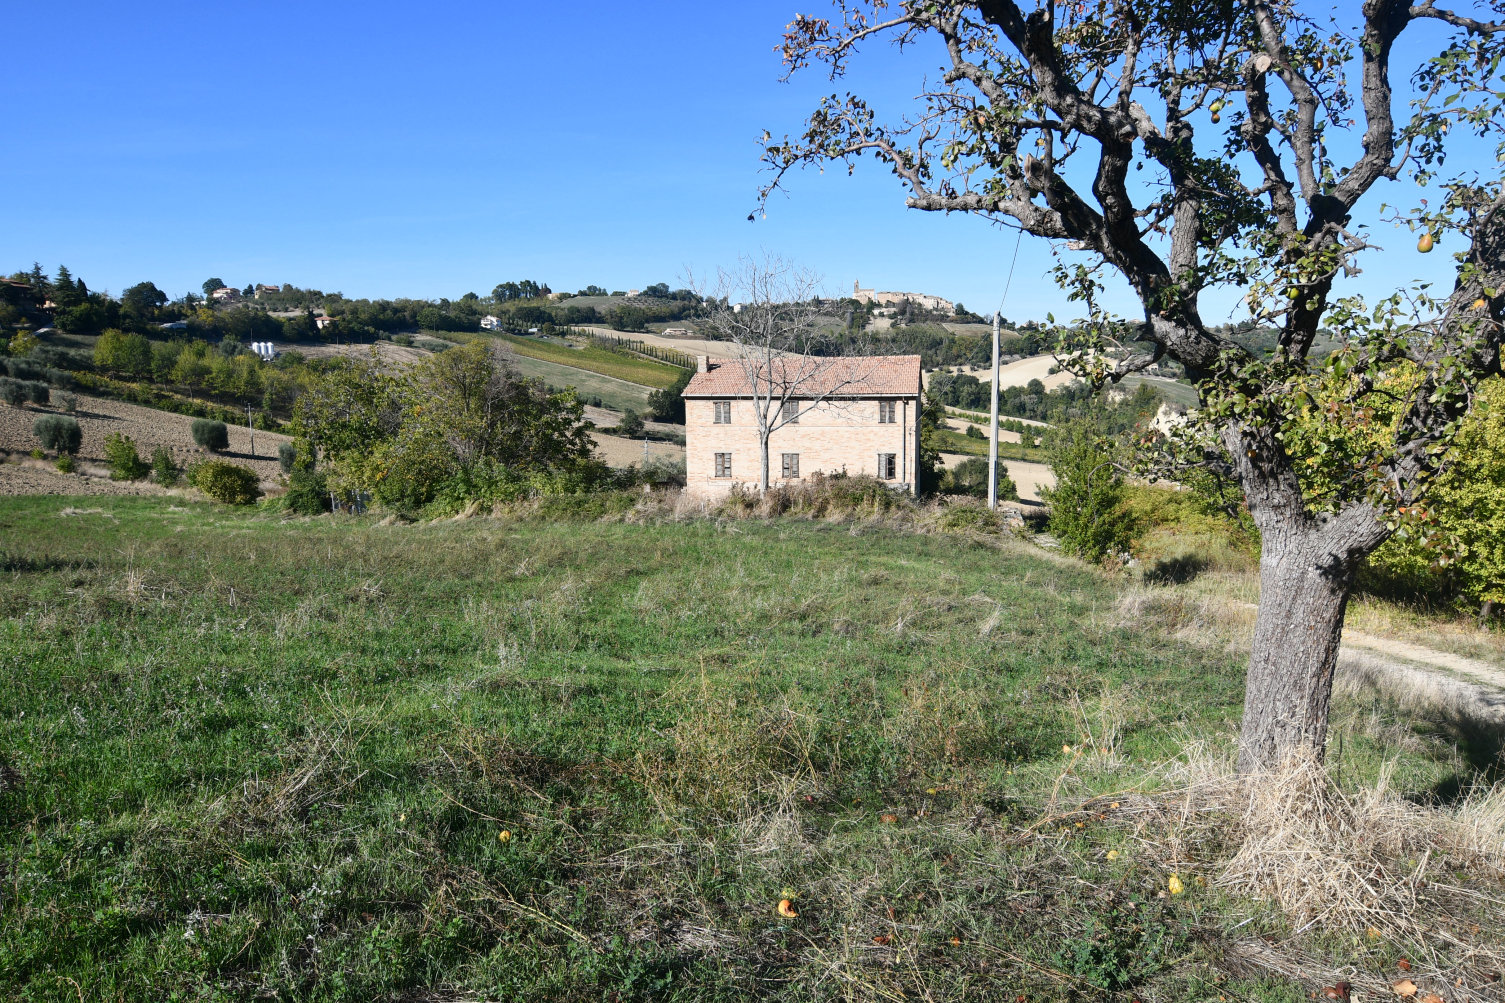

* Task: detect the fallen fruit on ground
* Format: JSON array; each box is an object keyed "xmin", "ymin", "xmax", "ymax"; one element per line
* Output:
[
  {"xmin": 1168, "ymin": 873, "xmax": 1185, "ymax": 895},
  {"xmin": 776, "ymin": 899, "xmax": 798, "ymax": 919},
  {"xmin": 1393, "ymin": 979, "xmax": 1418, "ymax": 998}
]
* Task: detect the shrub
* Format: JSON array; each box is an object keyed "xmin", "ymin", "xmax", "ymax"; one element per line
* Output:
[
  {"xmin": 0, "ymin": 378, "xmax": 22, "ymax": 406},
  {"xmin": 150, "ymin": 447, "xmax": 180, "ymax": 486},
  {"xmin": 942, "ymin": 456, "xmax": 1017, "ymax": 500},
  {"xmin": 614, "ymin": 409, "xmax": 646, "ymax": 437},
  {"xmin": 33, "ymin": 415, "xmax": 82, "ymax": 455},
  {"xmin": 637, "ymin": 454, "xmax": 687, "ymax": 487},
  {"xmin": 21, "ymin": 381, "xmax": 48, "ymax": 405},
  {"xmin": 1042, "ymin": 422, "xmax": 1138, "ymax": 564},
  {"xmin": 191, "ymin": 418, "xmax": 229, "ymax": 452},
  {"xmin": 55, "ymin": 454, "xmax": 75, "ymax": 473},
  {"xmin": 276, "ymin": 439, "xmax": 317, "ymax": 475},
  {"xmin": 57, "ymin": 392, "xmax": 77, "ymax": 414},
  {"xmin": 282, "ymin": 468, "xmax": 331, "ymax": 515},
  {"xmin": 964, "ymin": 423, "xmax": 986, "ymax": 439},
  {"xmin": 103, "ymin": 432, "xmax": 150, "ymax": 480},
  {"xmin": 190, "ymin": 460, "xmax": 261, "ymax": 504}
]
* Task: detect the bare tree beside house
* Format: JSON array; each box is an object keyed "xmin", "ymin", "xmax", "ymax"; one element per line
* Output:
[
  {"xmin": 767, "ymin": 2, "xmax": 1505, "ymax": 772},
  {"xmin": 698, "ymin": 257, "xmax": 877, "ymax": 494}
]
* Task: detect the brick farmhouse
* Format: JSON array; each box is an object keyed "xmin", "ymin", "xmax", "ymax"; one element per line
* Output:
[{"xmin": 681, "ymin": 354, "xmax": 923, "ymax": 499}]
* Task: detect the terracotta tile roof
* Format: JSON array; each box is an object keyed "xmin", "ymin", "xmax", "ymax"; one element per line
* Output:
[{"xmin": 682, "ymin": 355, "xmax": 921, "ymax": 398}]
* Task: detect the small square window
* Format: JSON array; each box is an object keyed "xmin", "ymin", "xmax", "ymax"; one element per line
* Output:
[
  {"xmin": 714, "ymin": 452, "xmax": 732, "ymax": 478},
  {"xmin": 878, "ymin": 401, "xmax": 896, "ymax": 424},
  {"xmin": 713, "ymin": 401, "xmax": 731, "ymax": 424},
  {"xmin": 877, "ymin": 453, "xmax": 897, "ymax": 479},
  {"xmin": 782, "ymin": 400, "xmax": 800, "ymax": 424},
  {"xmin": 781, "ymin": 453, "xmax": 799, "ymax": 478}
]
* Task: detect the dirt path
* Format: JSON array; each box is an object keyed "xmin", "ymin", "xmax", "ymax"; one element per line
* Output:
[{"xmin": 1342, "ymin": 628, "xmax": 1505, "ymax": 691}]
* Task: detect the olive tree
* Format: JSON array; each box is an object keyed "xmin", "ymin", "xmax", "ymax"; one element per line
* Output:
[{"xmin": 766, "ymin": 1, "xmax": 1505, "ymax": 772}]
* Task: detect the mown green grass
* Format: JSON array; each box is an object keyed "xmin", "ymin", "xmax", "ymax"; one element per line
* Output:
[
  {"xmin": 487, "ymin": 333, "xmax": 684, "ymax": 389},
  {"xmin": 0, "ymin": 495, "xmax": 1486, "ymax": 1001}
]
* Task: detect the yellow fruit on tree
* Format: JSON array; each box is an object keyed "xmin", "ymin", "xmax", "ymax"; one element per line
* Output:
[{"xmin": 1417, "ymin": 232, "xmax": 1435, "ymax": 253}]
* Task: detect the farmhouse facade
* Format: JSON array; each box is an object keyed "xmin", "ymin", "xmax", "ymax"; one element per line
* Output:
[{"xmin": 682, "ymin": 354, "xmax": 923, "ymax": 499}]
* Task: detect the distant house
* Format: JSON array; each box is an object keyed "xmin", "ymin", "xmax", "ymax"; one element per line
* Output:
[
  {"xmin": 254, "ymin": 284, "xmax": 282, "ymax": 298},
  {"xmin": 158, "ymin": 321, "xmax": 189, "ymax": 331},
  {"xmin": 211, "ymin": 286, "xmax": 241, "ymax": 302},
  {"xmin": 681, "ymin": 354, "xmax": 923, "ymax": 500},
  {"xmin": 480, "ymin": 315, "xmax": 502, "ymax": 331},
  {"xmin": 661, "ymin": 327, "xmax": 694, "ymax": 338},
  {"xmin": 314, "ymin": 315, "xmax": 336, "ymax": 331}
]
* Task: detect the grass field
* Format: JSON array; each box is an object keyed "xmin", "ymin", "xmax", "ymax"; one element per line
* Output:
[
  {"xmin": 504, "ymin": 354, "xmax": 653, "ymax": 412},
  {"xmin": 488, "ymin": 333, "xmax": 684, "ymax": 390},
  {"xmin": 0, "ymin": 495, "xmax": 1500, "ymax": 1001}
]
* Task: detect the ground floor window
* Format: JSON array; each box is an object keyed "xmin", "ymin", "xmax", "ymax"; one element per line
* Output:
[
  {"xmin": 714, "ymin": 452, "xmax": 732, "ymax": 478},
  {"xmin": 878, "ymin": 453, "xmax": 896, "ymax": 480},
  {"xmin": 781, "ymin": 453, "xmax": 799, "ymax": 478}
]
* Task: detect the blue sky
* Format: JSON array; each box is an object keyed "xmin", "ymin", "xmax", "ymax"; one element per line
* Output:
[{"xmin": 1, "ymin": 1, "xmax": 1476, "ymax": 323}]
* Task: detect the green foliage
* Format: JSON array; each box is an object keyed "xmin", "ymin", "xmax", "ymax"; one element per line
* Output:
[
  {"xmin": 93, "ymin": 328, "xmax": 153, "ymax": 378},
  {"xmin": 32, "ymin": 414, "xmax": 81, "ymax": 454},
  {"xmin": 54, "ymin": 453, "xmax": 75, "ymax": 473},
  {"xmin": 645, "ymin": 368, "xmax": 693, "ymax": 423},
  {"xmin": 282, "ymin": 468, "xmax": 331, "ymax": 515},
  {"xmin": 1043, "ymin": 422, "xmax": 1137, "ymax": 564},
  {"xmin": 189, "ymin": 460, "xmax": 261, "ymax": 504},
  {"xmin": 57, "ymin": 392, "xmax": 76, "ymax": 414},
  {"xmin": 150, "ymin": 447, "xmax": 180, "ymax": 486},
  {"xmin": 103, "ymin": 432, "xmax": 149, "ymax": 480},
  {"xmin": 964, "ymin": 423, "xmax": 985, "ymax": 439},
  {"xmin": 941, "ymin": 456, "xmax": 1017, "ymax": 500},
  {"xmin": 21, "ymin": 380, "xmax": 48, "ymax": 405},
  {"xmin": 1363, "ymin": 378, "xmax": 1505, "ymax": 610},
  {"xmin": 0, "ymin": 378, "xmax": 22, "ymax": 406},
  {"xmin": 191, "ymin": 418, "xmax": 229, "ymax": 452},
  {"xmin": 614, "ymin": 409, "xmax": 646, "ymax": 437}
]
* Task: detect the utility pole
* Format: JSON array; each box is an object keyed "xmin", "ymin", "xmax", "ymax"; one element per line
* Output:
[
  {"xmin": 987, "ymin": 311, "xmax": 1001, "ymax": 511},
  {"xmin": 246, "ymin": 405, "xmax": 256, "ymax": 458}
]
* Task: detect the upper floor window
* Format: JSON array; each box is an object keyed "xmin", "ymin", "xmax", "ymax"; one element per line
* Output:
[
  {"xmin": 782, "ymin": 400, "xmax": 800, "ymax": 424},
  {"xmin": 878, "ymin": 400, "xmax": 897, "ymax": 424},
  {"xmin": 713, "ymin": 401, "xmax": 731, "ymax": 424}
]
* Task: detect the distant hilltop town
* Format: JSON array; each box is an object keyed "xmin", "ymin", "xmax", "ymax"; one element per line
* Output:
[{"xmin": 852, "ymin": 280, "xmax": 953, "ymax": 313}]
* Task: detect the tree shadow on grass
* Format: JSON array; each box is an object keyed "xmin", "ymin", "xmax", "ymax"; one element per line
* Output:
[
  {"xmin": 1408, "ymin": 700, "xmax": 1505, "ymax": 805},
  {"xmin": 1142, "ymin": 553, "xmax": 1208, "ymax": 586}
]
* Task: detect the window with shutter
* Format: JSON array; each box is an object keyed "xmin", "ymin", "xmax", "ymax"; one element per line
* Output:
[
  {"xmin": 713, "ymin": 401, "xmax": 731, "ymax": 424},
  {"xmin": 878, "ymin": 401, "xmax": 896, "ymax": 423},
  {"xmin": 714, "ymin": 453, "xmax": 732, "ymax": 478},
  {"xmin": 782, "ymin": 400, "xmax": 800, "ymax": 423},
  {"xmin": 781, "ymin": 453, "xmax": 799, "ymax": 478},
  {"xmin": 877, "ymin": 453, "xmax": 896, "ymax": 479}
]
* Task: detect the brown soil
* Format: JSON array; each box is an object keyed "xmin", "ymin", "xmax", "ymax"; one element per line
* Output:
[{"xmin": 0, "ymin": 395, "xmax": 291, "ymax": 484}]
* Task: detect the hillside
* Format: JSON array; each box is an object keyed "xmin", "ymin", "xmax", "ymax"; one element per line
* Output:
[{"xmin": 1, "ymin": 495, "xmax": 1499, "ymax": 1000}]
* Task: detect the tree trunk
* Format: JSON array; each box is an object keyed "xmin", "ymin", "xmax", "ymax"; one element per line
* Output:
[
  {"xmin": 1236, "ymin": 531, "xmax": 1353, "ymax": 773},
  {"xmin": 759, "ymin": 435, "xmax": 770, "ymax": 495}
]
